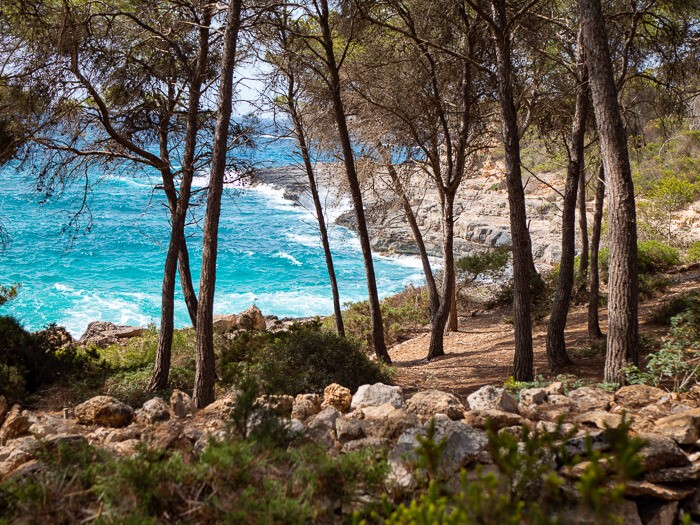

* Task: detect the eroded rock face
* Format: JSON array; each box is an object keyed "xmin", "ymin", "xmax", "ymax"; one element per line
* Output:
[
  {"xmin": 0, "ymin": 396, "xmax": 8, "ymax": 425},
  {"xmin": 567, "ymin": 387, "xmax": 613, "ymax": 412},
  {"xmin": 79, "ymin": 321, "xmax": 146, "ymax": 347},
  {"xmin": 466, "ymin": 386, "xmax": 518, "ymax": 414},
  {"xmin": 351, "ymin": 383, "xmax": 403, "ymax": 410},
  {"xmin": 637, "ymin": 433, "xmax": 692, "ymax": 472},
  {"xmin": 0, "ymin": 406, "xmax": 31, "ymax": 445},
  {"xmin": 654, "ymin": 409, "xmax": 700, "ymax": 444},
  {"xmin": 213, "ymin": 306, "xmax": 267, "ymax": 333},
  {"xmin": 75, "ymin": 396, "xmax": 134, "ymax": 428},
  {"xmin": 405, "ymin": 390, "xmax": 466, "ymax": 421},
  {"xmin": 322, "ymin": 384, "xmax": 352, "ymax": 413}
]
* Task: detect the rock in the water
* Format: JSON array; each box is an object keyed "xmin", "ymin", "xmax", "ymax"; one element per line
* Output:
[
  {"xmin": 567, "ymin": 387, "xmax": 613, "ymax": 412},
  {"xmin": 322, "ymin": 384, "xmax": 352, "ymax": 413},
  {"xmin": 75, "ymin": 396, "xmax": 134, "ymax": 428},
  {"xmin": 79, "ymin": 321, "xmax": 146, "ymax": 347},
  {"xmin": 0, "ymin": 406, "xmax": 31, "ymax": 445},
  {"xmin": 137, "ymin": 397, "xmax": 171, "ymax": 424},
  {"xmin": 292, "ymin": 394, "xmax": 321, "ymax": 421},
  {"xmin": 614, "ymin": 385, "xmax": 667, "ymax": 410},
  {"xmin": 637, "ymin": 433, "xmax": 692, "ymax": 472},
  {"xmin": 654, "ymin": 409, "xmax": 700, "ymax": 444},
  {"xmin": 170, "ymin": 390, "xmax": 195, "ymax": 418},
  {"xmin": 467, "ymin": 386, "xmax": 519, "ymax": 414},
  {"xmin": 405, "ymin": 390, "xmax": 466, "ymax": 421},
  {"xmin": 351, "ymin": 383, "xmax": 403, "ymax": 410}
]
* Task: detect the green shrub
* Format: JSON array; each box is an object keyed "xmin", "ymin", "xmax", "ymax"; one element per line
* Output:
[
  {"xmin": 686, "ymin": 240, "xmax": 700, "ymax": 263},
  {"xmin": 104, "ymin": 365, "xmax": 195, "ymax": 407},
  {"xmin": 0, "ymin": 283, "xmax": 19, "ymax": 306},
  {"xmin": 220, "ymin": 322, "xmax": 393, "ymax": 396},
  {"xmin": 647, "ymin": 292, "xmax": 700, "ymax": 325},
  {"xmin": 0, "ymin": 317, "xmax": 105, "ymax": 401},
  {"xmin": 599, "ymin": 240, "xmax": 680, "ymax": 281},
  {"xmin": 340, "ymin": 285, "xmax": 430, "ymax": 350}
]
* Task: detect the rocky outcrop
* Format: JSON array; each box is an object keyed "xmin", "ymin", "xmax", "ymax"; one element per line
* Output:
[
  {"xmin": 213, "ymin": 305, "xmax": 266, "ymax": 333},
  {"xmin": 79, "ymin": 321, "xmax": 146, "ymax": 347},
  {"xmin": 75, "ymin": 396, "xmax": 134, "ymax": 428}
]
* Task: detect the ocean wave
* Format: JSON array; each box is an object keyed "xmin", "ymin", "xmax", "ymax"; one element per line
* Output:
[{"xmin": 273, "ymin": 251, "xmax": 303, "ymax": 266}]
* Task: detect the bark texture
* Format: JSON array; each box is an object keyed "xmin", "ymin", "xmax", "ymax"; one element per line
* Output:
[
  {"xmin": 588, "ymin": 164, "xmax": 605, "ymax": 339},
  {"xmin": 318, "ymin": 0, "xmax": 390, "ymax": 362},
  {"xmin": 546, "ymin": 70, "xmax": 588, "ymax": 370},
  {"xmin": 580, "ymin": 0, "xmax": 639, "ymax": 383},
  {"xmin": 193, "ymin": 0, "xmax": 243, "ymax": 407},
  {"xmin": 491, "ymin": 0, "xmax": 535, "ymax": 381}
]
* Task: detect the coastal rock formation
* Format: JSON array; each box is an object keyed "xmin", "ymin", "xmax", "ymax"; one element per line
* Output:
[
  {"xmin": 213, "ymin": 305, "xmax": 266, "ymax": 333},
  {"xmin": 79, "ymin": 321, "xmax": 146, "ymax": 347}
]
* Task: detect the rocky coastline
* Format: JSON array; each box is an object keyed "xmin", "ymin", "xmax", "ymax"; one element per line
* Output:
[{"xmin": 255, "ymin": 163, "xmax": 572, "ymax": 265}]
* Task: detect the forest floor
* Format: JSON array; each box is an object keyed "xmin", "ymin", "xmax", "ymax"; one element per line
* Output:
[{"xmin": 389, "ymin": 267, "xmax": 700, "ymax": 400}]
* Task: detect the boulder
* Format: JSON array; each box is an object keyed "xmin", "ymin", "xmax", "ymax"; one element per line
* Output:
[
  {"xmin": 361, "ymin": 404, "xmax": 398, "ymax": 420},
  {"xmin": 137, "ymin": 397, "xmax": 171, "ymax": 424},
  {"xmin": 387, "ymin": 415, "xmax": 488, "ymax": 490},
  {"xmin": 238, "ymin": 305, "xmax": 267, "ymax": 331},
  {"xmin": 363, "ymin": 408, "xmax": 420, "ymax": 440},
  {"xmin": 308, "ymin": 406, "xmax": 341, "ymax": 440},
  {"xmin": 257, "ymin": 395, "xmax": 294, "ymax": 417},
  {"xmin": 462, "ymin": 409, "xmax": 524, "ymax": 430},
  {"xmin": 645, "ymin": 462, "xmax": 700, "ymax": 483},
  {"xmin": 519, "ymin": 388, "xmax": 547, "ymax": 405},
  {"xmin": 654, "ymin": 409, "xmax": 700, "ymax": 444},
  {"xmin": 0, "ymin": 405, "xmax": 31, "ymax": 445},
  {"xmin": 574, "ymin": 411, "xmax": 625, "ymax": 430},
  {"xmin": 614, "ymin": 385, "xmax": 667, "ymax": 410},
  {"xmin": 625, "ymin": 480, "xmax": 695, "ymax": 501},
  {"xmin": 335, "ymin": 417, "xmax": 365, "ymax": 444},
  {"xmin": 292, "ymin": 394, "xmax": 321, "ymax": 421},
  {"xmin": 322, "ymin": 384, "xmax": 352, "ymax": 413},
  {"xmin": 467, "ymin": 386, "xmax": 519, "ymax": 414},
  {"xmin": 170, "ymin": 390, "xmax": 195, "ymax": 418},
  {"xmin": 544, "ymin": 382, "xmax": 565, "ymax": 396},
  {"xmin": 213, "ymin": 314, "xmax": 239, "ymax": 333},
  {"xmin": 351, "ymin": 383, "xmax": 403, "ymax": 410},
  {"xmin": 405, "ymin": 390, "xmax": 466, "ymax": 421},
  {"xmin": 79, "ymin": 321, "xmax": 146, "ymax": 347},
  {"xmin": 74, "ymin": 396, "xmax": 134, "ymax": 428},
  {"xmin": 638, "ymin": 501, "xmax": 678, "ymax": 525},
  {"xmin": 637, "ymin": 433, "xmax": 691, "ymax": 472},
  {"xmin": 567, "ymin": 387, "xmax": 613, "ymax": 412},
  {"xmin": 200, "ymin": 393, "xmax": 237, "ymax": 419}
]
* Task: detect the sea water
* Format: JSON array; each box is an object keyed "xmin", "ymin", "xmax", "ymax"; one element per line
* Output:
[{"xmin": 0, "ymin": 136, "xmax": 423, "ymax": 336}]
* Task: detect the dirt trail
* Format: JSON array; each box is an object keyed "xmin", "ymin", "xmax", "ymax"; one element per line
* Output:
[{"xmin": 389, "ymin": 270, "xmax": 700, "ymax": 402}]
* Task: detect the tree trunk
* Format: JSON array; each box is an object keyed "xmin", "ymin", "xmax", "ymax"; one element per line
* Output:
[
  {"xmin": 578, "ymin": 162, "xmax": 590, "ymax": 280},
  {"xmin": 287, "ymin": 88, "xmax": 344, "ymax": 336},
  {"xmin": 318, "ymin": 0, "xmax": 390, "ymax": 363},
  {"xmin": 546, "ymin": 72, "xmax": 588, "ymax": 370},
  {"xmin": 193, "ymin": 0, "xmax": 242, "ymax": 408},
  {"xmin": 178, "ymin": 234, "xmax": 198, "ymax": 328},
  {"xmin": 580, "ymin": 0, "xmax": 639, "ymax": 384},
  {"xmin": 588, "ymin": 164, "xmax": 605, "ymax": 339},
  {"xmin": 491, "ymin": 0, "xmax": 534, "ymax": 381},
  {"xmin": 148, "ymin": 4, "xmax": 211, "ymax": 391},
  {"xmin": 428, "ymin": 195, "xmax": 456, "ymax": 360}
]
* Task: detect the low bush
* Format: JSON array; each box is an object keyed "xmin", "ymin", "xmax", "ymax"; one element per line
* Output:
[
  {"xmin": 340, "ymin": 285, "xmax": 430, "ymax": 350},
  {"xmin": 686, "ymin": 240, "xmax": 700, "ymax": 263},
  {"xmin": 647, "ymin": 291, "xmax": 700, "ymax": 326},
  {"xmin": 0, "ymin": 435, "xmax": 388, "ymax": 524},
  {"xmin": 219, "ymin": 321, "xmax": 394, "ymax": 396},
  {"xmin": 0, "ymin": 317, "xmax": 105, "ymax": 401},
  {"xmin": 599, "ymin": 240, "xmax": 680, "ymax": 281}
]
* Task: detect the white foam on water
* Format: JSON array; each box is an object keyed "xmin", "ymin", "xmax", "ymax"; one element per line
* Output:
[
  {"xmin": 286, "ymin": 232, "xmax": 321, "ymax": 248},
  {"xmin": 215, "ymin": 289, "xmax": 334, "ymax": 318},
  {"xmin": 273, "ymin": 251, "xmax": 303, "ymax": 266}
]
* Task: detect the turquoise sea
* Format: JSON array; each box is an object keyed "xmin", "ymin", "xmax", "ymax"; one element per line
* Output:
[{"xmin": 0, "ymin": 136, "xmax": 423, "ymax": 336}]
